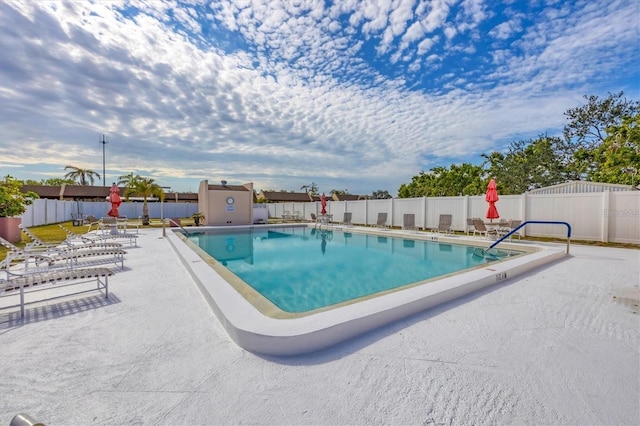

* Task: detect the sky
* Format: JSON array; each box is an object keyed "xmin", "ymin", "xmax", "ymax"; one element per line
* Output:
[{"xmin": 0, "ymin": 0, "xmax": 638, "ymax": 196}]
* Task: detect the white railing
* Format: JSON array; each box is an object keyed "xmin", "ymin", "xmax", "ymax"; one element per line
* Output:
[{"xmin": 266, "ymin": 191, "xmax": 640, "ymax": 244}]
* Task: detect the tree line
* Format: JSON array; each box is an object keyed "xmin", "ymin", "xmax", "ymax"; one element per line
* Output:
[{"xmin": 398, "ymin": 92, "xmax": 639, "ymax": 197}]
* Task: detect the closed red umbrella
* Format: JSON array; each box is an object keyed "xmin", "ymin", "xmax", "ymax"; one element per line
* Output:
[
  {"xmin": 107, "ymin": 183, "xmax": 122, "ymax": 217},
  {"xmin": 320, "ymin": 193, "xmax": 327, "ymax": 215},
  {"xmin": 485, "ymin": 179, "xmax": 499, "ymax": 221}
]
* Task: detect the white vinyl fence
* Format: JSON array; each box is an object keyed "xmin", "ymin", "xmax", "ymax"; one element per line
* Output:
[
  {"xmin": 20, "ymin": 199, "xmax": 199, "ymax": 228},
  {"xmin": 268, "ymin": 191, "xmax": 640, "ymax": 244},
  {"xmin": 18, "ymin": 191, "xmax": 639, "ymax": 244}
]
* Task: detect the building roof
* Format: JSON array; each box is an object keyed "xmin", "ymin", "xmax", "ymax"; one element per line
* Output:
[
  {"xmin": 21, "ymin": 185, "xmax": 63, "ymax": 199},
  {"xmin": 332, "ymin": 193, "xmax": 368, "ymax": 201},
  {"xmin": 207, "ymin": 184, "xmax": 250, "ymax": 192},
  {"xmin": 62, "ymin": 185, "xmax": 113, "ymax": 198},
  {"xmin": 165, "ymin": 192, "xmax": 199, "ymax": 202},
  {"xmin": 527, "ymin": 181, "xmax": 637, "ymax": 194},
  {"xmin": 21, "ymin": 184, "xmax": 198, "ymax": 202},
  {"xmin": 258, "ymin": 191, "xmax": 313, "ymax": 202}
]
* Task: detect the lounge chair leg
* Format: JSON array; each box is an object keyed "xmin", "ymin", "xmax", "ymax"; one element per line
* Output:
[{"xmin": 20, "ymin": 286, "xmax": 25, "ymax": 318}]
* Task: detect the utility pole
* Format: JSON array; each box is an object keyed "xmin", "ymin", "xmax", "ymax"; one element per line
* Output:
[{"xmin": 99, "ymin": 134, "xmax": 109, "ymax": 186}]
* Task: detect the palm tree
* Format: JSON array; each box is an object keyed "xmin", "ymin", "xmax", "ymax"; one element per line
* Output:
[
  {"xmin": 64, "ymin": 165, "xmax": 101, "ymax": 186},
  {"xmin": 117, "ymin": 173, "xmax": 139, "ymax": 188},
  {"xmin": 300, "ymin": 182, "xmax": 319, "ymax": 196},
  {"xmin": 122, "ymin": 176, "xmax": 164, "ymax": 225}
]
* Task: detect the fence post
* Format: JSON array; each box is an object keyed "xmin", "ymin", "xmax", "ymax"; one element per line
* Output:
[
  {"xmin": 364, "ymin": 199, "xmax": 369, "ymax": 226},
  {"xmin": 390, "ymin": 198, "xmax": 395, "ymax": 228},
  {"xmin": 422, "ymin": 197, "xmax": 427, "ymax": 229},
  {"xmin": 463, "ymin": 195, "xmax": 470, "ymax": 231},
  {"xmin": 521, "ymin": 193, "xmax": 527, "ymax": 237},
  {"xmin": 601, "ymin": 190, "xmax": 610, "ymax": 243}
]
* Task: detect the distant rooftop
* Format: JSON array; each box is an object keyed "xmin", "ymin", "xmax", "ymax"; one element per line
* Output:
[{"xmin": 528, "ymin": 181, "xmax": 638, "ymax": 194}]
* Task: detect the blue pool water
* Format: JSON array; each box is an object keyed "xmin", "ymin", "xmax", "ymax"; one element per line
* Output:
[{"xmin": 187, "ymin": 226, "xmax": 521, "ymax": 313}]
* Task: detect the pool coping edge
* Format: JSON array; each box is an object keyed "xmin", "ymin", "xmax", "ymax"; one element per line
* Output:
[{"xmin": 167, "ymin": 226, "xmax": 567, "ymax": 356}]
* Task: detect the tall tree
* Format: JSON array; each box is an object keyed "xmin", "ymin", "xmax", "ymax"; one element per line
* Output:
[
  {"xmin": 371, "ymin": 190, "xmax": 392, "ymax": 199},
  {"xmin": 122, "ymin": 176, "xmax": 164, "ymax": 225},
  {"xmin": 300, "ymin": 182, "xmax": 319, "ymax": 196},
  {"xmin": 397, "ymin": 163, "xmax": 486, "ymax": 197},
  {"xmin": 330, "ymin": 189, "xmax": 348, "ymax": 195},
  {"xmin": 483, "ymin": 136, "xmax": 566, "ymax": 194},
  {"xmin": 561, "ymin": 92, "xmax": 639, "ymax": 179},
  {"xmin": 63, "ymin": 165, "xmax": 101, "ymax": 186},
  {"xmin": 574, "ymin": 113, "xmax": 640, "ymax": 185}
]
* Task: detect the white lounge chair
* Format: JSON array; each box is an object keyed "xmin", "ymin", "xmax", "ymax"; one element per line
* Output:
[
  {"xmin": 472, "ymin": 219, "xmax": 498, "ymax": 239},
  {"xmin": 466, "ymin": 218, "xmax": 476, "ymax": 235},
  {"xmin": 0, "ymin": 267, "xmax": 114, "ymax": 317},
  {"xmin": 403, "ymin": 214, "xmax": 418, "ymax": 231},
  {"xmin": 498, "ymin": 220, "xmax": 522, "ymax": 240},
  {"xmin": 93, "ymin": 219, "xmax": 139, "ymax": 247},
  {"xmin": 57, "ymin": 225, "xmax": 122, "ymax": 248},
  {"xmin": 342, "ymin": 212, "xmax": 353, "ymax": 227},
  {"xmin": 2, "ymin": 234, "xmax": 126, "ymax": 275},
  {"xmin": 434, "ymin": 214, "xmax": 453, "ymax": 234},
  {"xmin": 376, "ymin": 213, "xmax": 388, "ymax": 229}
]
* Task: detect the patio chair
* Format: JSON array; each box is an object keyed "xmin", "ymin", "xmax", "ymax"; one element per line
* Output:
[
  {"xmin": 472, "ymin": 219, "xmax": 497, "ymax": 239},
  {"xmin": 466, "ymin": 218, "xmax": 476, "ymax": 235},
  {"xmin": 21, "ymin": 225, "xmax": 120, "ymax": 251},
  {"xmin": 87, "ymin": 218, "xmax": 139, "ymax": 247},
  {"xmin": 71, "ymin": 213, "xmax": 87, "ymax": 226},
  {"xmin": 435, "ymin": 214, "xmax": 453, "ymax": 234},
  {"xmin": 1, "ymin": 235, "xmax": 126, "ymax": 274},
  {"xmin": 0, "ymin": 236, "xmax": 55, "ymax": 270},
  {"xmin": 498, "ymin": 220, "xmax": 522, "ymax": 240},
  {"xmin": 376, "ymin": 212, "xmax": 388, "ymax": 229},
  {"xmin": 19, "ymin": 225, "xmax": 77, "ymax": 251},
  {"xmin": 99, "ymin": 217, "xmax": 118, "ymax": 235},
  {"xmin": 1, "ymin": 266, "xmax": 114, "ymax": 317},
  {"xmin": 402, "ymin": 214, "xmax": 418, "ymax": 231},
  {"xmin": 342, "ymin": 212, "xmax": 353, "ymax": 227},
  {"xmin": 57, "ymin": 225, "xmax": 123, "ymax": 248},
  {"xmin": 310, "ymin": 213, "xmax": 322, "ymax": 224},
  {"xmin": 86, "ymin": 215, "xmax": 100, "ymax": 231},
  {"xmin": 509, "ymin": 220, "xmax": 522, "ymax": 239},
  {"xmin": 114, "ymin": 216, "xmax": 141, "ymax": 233}
]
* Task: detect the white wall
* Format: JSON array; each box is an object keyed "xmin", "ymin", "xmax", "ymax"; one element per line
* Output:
[
  {"xmin": 20, "ymin": 191, "xmax": 640, "ymax": 244},
  {"xmin": 20, "ymin": 199, "xmax": 199, "ymax": 227},
  {"xmin": 267, "ymin": 191, "xmax": 640, "ymax": 244}
]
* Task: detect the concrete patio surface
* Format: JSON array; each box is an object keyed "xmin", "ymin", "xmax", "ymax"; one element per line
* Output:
[{"xmin": 0, "ymin": 228, "xmax": 638, "ymax": 425}]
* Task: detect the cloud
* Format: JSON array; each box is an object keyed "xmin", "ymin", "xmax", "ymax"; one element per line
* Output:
[
  {"xmin": 489, "ymin": 18, "xmax": 522, "ymax": 40},
  {"xmin": 0, "ymin": 0, "xmax": 638, "ymax": 195}
]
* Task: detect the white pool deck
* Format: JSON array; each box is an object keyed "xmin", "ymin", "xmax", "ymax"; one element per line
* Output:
[{"xmin": 1, "ymin": 227, "xmax": 638, "ymax": 425}]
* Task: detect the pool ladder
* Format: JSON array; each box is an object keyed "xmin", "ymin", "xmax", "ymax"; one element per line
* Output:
[
  {"xmin": 167, "ymin": 218, "xmax": 194, "ymax": 235},
  {"xmin": 474, "ymin": 220, "xmax": 572, "ymax": 259}
]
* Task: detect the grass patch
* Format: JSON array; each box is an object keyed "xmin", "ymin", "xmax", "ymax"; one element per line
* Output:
[{"xmin": 0, "ymin": 218, "xmax": 199, "ymax": 261}]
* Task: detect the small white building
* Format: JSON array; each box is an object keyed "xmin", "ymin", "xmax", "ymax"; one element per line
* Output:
[{"xmin": 198, "ymin": 180, "xmax": 254, "ymax": 226}]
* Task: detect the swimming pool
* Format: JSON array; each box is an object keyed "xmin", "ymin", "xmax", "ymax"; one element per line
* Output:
[
  {"xmin": 168, "ymin": 224, "xmax": 566, "ymax": 355},
  {"xmin": 186, "ymin": 227, "xmax": 522, "ymax": 314}
]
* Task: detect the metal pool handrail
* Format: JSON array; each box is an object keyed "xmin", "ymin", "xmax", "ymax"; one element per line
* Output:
[
  {"xmin": 167, "ymin": 218, "xmax": 193, "ymax": 235},
  {"xmin": 489, "ymin": 220, "xmax": 572, "ymax": 254}
]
